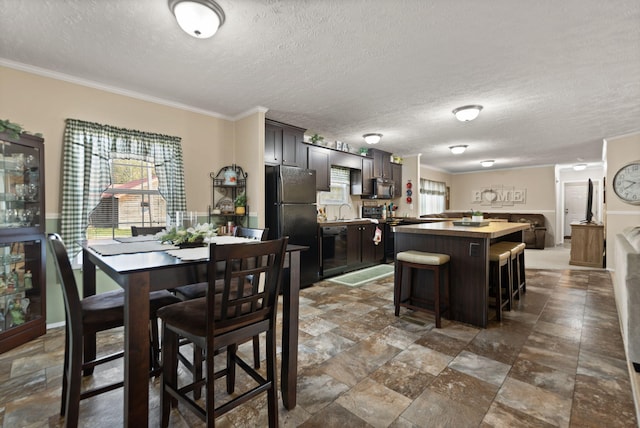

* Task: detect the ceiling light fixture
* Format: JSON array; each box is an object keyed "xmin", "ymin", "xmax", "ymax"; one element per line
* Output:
[
  {"xmin": 363, "ymin": 133, "xmax": 382, "ymax": 144},
  {"xmin": 449, "ymin": 145, "xmax": 468, "ymax": 154},
  {"xmin": 573, "ymin": 163, "xmax": 587, "ymax": 171},
  {"xmin": 452, "ymin": 105, "xmax": 483, "ymax": 122},
  {"xmin": 481, "ymin": 160, "xmax": 495, "ymax": 167},
  {"xmin": 168, "ymin": 0, "xmax": 225, "ymax": 39}
]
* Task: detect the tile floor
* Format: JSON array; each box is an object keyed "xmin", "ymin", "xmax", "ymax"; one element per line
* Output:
[{"xmin": 0, "ymin": 268, "xmax": 637, "ymax": 427}]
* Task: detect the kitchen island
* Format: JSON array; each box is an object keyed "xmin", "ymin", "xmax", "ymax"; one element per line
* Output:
[{"xmin": 393, "ymin": 221, "xmax": 530, "ymax": 327}]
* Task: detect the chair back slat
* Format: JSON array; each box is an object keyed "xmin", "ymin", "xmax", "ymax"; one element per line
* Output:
[
  {"xmin": 48, "ymin": 233, "xmax": 84, "ymax": 338},
  {"xmin": 131, "ymin": 226, "xmax": 165, "ymax": 236},
  {"xmin": 233, "ymin": 227, "xmax": 269, "ymax": 241},
  {"xmin": 205, "ymin": 238, "xmax": 287, "ymax": 346}
]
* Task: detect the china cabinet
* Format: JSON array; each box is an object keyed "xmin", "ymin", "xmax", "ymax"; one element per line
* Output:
[
  {"xmin": 208, "ymin": 165, "xmax": 248, "ymax": 228},
  {"xmin": 0, "ymin": 131, "xmax": 46, "ymax": 353}
]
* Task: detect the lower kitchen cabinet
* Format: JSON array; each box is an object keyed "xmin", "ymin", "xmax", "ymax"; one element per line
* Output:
[{"xmin": 347, "ymin": 223, "xmax": 384, "ymax": 269}]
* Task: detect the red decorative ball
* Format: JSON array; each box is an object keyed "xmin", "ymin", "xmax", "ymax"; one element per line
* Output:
[
  {"xmin": 406, "ymin": 182, "xmax": 412, "ymax": 189},
  {"xmin": 406, "ymin": 196, "xmax": 412, "ymax": 203}
]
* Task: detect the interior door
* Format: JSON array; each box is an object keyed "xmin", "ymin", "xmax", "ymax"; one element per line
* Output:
[{"xmin": 564, "ymin": 182, "xmax": 586, "ymax": 238}]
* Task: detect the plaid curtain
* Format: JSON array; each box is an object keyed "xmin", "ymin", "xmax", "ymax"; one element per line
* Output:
[{"xmin": 61, "ymin": 119, "xmax": 185, "ymax": 255}]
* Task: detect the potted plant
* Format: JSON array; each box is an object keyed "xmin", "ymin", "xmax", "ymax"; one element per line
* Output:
[
  {"xmin": 234, "ymin": 192, "xmax": 247, "ymax": 215},
  {"xmin": 472, "ymin": 210, "xmax": 484, "ymax": 222}
]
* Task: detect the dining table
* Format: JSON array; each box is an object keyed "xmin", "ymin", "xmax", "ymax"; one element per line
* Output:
[{"xmin": 80, "ymin": 236, "xmax": 306, "ymax": 426}]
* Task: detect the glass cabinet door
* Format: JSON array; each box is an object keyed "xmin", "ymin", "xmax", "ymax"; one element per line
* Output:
[
  {"xmin": 0, "ymin": 137, "xmax": 43, "ymax": 234},
  {"xmin": 0, "ymin": 238, "xmax": 43, "ymax": 333}
]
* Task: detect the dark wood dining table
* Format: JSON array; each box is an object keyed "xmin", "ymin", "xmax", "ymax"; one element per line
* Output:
[{"xmin": 80, "ymin": 239, "xmax": 306, "ymax": 426}]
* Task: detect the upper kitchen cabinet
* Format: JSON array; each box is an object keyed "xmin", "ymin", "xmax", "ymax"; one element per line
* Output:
[
  {"xmin": 264, "ymin": 119, "xmax": 306, "ymax": 168},
  {"xmin": 308, "ymin": 145, "xmax": 330, "ymax": 191},
  {"xmin": 391, "ymin": 162, "xmax": 402, "ymax": 197},
  {"xmin": 350, "ymin": 156, "xmax": 374, "ymax": 196},
  {"xmin": 370, "ymin": 148, "xmax": 392, "ymax": 179}
]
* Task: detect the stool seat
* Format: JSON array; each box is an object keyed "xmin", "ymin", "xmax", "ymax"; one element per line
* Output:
[
  {"xmin": 396, "ymin": 251, "xmax": 450, "ymax": 265},
  {"xmin": 489, "ymin": 248, "xmax": 510, "ymax": 262},
  {"xmin": 488, "ymin": 245, "xmax": 512, "ymax": 321}
]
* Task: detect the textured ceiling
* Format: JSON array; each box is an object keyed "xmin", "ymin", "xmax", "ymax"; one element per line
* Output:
[{"xmin": 1, "ymin": 0, "xmax": 639, "ymax": 173}]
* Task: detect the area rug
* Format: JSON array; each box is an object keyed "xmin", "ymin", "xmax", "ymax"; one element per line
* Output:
[{"xmin": 327, "ymin": 264, "xmax": 395, "ymax": 287}]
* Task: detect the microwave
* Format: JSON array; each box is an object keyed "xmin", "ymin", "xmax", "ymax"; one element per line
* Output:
[{"xmin": 372, "ymin": 178, "xmax": 394, "ymax": 199}]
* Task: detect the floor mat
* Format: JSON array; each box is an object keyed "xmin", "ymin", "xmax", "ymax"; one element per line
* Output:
[{"xmin": 327, "ymin": 264, "xmax": 395, "ymax": 287}]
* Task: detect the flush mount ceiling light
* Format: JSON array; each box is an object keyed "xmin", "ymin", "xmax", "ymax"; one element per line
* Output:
[
  {"xmin": 168, "ymin": 0, "xmax": 225, "ymax": 39},
  {"xmin": 452, "ymin": 105, "xmax": 483, "ymax": 122},
  {"xmin": 573, "ymin": 163, "xmax": 587, "ymax": 171},
  {"xmin": 481, "ymin": 160, "xmax": 495, "ymax": 168},
  {"xmin": 363, "ymin": 133, "xmax": 382, "ymax": 144},
  {"xmin": 449, "ymin": 145, "xmax": 468, "ymax": 154}
]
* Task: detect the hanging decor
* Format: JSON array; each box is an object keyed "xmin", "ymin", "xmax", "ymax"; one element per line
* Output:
[{"xmin": 406, "ymin": 180, "xmax": 412, "ymax": 203}]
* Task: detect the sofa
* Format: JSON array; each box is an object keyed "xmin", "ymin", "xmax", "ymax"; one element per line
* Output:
[
  {"xmin": 613, "ymin": 226, "xmax": 640, "ymax": 372},
  {"xmin": 421, "ymin": 211, "xmax": 547, "ymax": 249}
]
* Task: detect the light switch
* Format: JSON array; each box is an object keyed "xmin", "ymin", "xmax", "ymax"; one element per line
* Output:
[{"xmin": 469, "ymin": 242, "xmax": 480, "ymax": 257}]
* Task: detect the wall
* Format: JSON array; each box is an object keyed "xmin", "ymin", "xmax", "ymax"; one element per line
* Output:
[
  {"xmin": 450, "ymin": 166, "xmax": 557, "ymax": 246},
  {"xmin": 605, "ymin": 132, "xmax": 640, "ymax": 270},
  {"xmin": 0, "ymin": 65, "xmax": 260, "ymax": 325}
]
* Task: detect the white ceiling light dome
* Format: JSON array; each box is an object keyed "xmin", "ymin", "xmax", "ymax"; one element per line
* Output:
[
  {"xmin": 168, "ymin": 0, "xmax": 225, "ymax": 39},
  {"xmin": 452, "ymin": 105, "xmax": 483, "ymax": 122},
  {"xmin": 449, "ymin": 145, "xmax": 468, "ymax": 154},
  {"xmin": 363, "ymin": 133, "xmax": 382, "ymax": 144}
]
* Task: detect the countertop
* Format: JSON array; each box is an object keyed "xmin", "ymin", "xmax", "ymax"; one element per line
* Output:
[
  {"xmin": 317, "ymin": 217, "xmax": 450, "ymax": 227},
  {"xmin": 393, "ymin": 220, "xmax": 530, "ymax": 238}
]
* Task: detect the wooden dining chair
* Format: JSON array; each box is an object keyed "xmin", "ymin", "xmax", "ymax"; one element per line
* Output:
[
  {"xmin": 131, "ymin": 225, "xmax": 165, "ymax": 236},
  {"xmin": 48, "ymin": 233, "xmax": 181, "ymax": 427},
  {"xmin": 159, "ymin": 237, "xmax": 288, "ymax": 427}
]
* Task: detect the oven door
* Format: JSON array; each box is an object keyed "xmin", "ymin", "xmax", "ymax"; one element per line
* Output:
[{"xmin": 321, "ymin": 226, "xmax": 348, "ymax": 277}]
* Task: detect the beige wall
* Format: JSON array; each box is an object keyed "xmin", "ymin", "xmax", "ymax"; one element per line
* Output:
[
  {"xmin": 450, "ymin": 166, "xmax": 557, "ymax": 245},
  {"xmin": 234, "ymin": 110, "xmax": 266, "ymax": 226},
  {"xmin": 605, "ymin": 132, "xmax": 640, "ymax": 270},
  {"xmin": 0, "ymin": 65, "xmax": 237, "ymax": 216}
]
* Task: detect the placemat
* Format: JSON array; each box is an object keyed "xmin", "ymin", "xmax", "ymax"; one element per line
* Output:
[
  {"xmin": 89, "ymin": 241, "xmax": 176, "ymax": 256},
  {"xmin": 115, "ymin": 235, "xmax": 159, "ymax": 243},
  {"xmin": 165, "ymin": 236, "xmax": 259, "ymax": 261}
]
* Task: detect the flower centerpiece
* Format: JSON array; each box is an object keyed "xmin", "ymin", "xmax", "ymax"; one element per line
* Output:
[{"xmin": 158, "ymin": 223, "xmax": 218, "ymax": 248}]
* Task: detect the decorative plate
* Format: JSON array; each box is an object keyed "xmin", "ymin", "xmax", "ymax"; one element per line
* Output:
[{"xmin": 215, "ymin": 197, "xmax": 234, "ymax": 214}]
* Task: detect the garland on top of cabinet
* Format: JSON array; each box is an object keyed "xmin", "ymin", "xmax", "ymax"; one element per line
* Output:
[{"xmin": 0, "ymin": 119, "xmax": 43, "ymax": 140}]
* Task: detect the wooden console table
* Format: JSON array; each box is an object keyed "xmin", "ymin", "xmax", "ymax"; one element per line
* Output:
[{"xmin": 570, "ymin": 222, "xmax": 604, "ymax": 268}]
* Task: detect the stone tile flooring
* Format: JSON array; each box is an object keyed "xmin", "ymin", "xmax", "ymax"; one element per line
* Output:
[{"xmin": 0, "ymin": 268, "xmax": 637, "ymax": 427}]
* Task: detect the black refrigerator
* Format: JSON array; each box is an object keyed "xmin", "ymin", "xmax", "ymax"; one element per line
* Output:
[{"xmin": 265, "ymin": 165, "xmax": 319, "ymax": 288}]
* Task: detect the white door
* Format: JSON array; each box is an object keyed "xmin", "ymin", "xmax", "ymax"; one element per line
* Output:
[{"xmin": 564, "ymin": 182, "xmax": 586, "ymax": 238}]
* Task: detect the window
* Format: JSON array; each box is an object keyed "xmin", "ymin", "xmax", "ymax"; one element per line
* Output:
[
  {"xmin": 318, "ymin": 166, "xmax": 350, "ymax": 205},
  {"xmin": 86, "ymin": 158, "xmax": 166, "ymax": 239},
  {"xmin": 420, "ymin": 179, "xmax": 446, "ymax": 215},
  {"xmin": 61, "ymin": 119, "xmax": 185, "ymax": 256}
]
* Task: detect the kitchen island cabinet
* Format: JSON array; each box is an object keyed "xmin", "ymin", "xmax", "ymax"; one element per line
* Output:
[{"xmin": 393, "ymin": 221, "xmax": 529, "ymax": 327}]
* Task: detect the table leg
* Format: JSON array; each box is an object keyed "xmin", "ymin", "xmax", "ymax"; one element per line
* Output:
[
  {"xmin": 124, "ymin": 272, "xmax": 150, "ymax": 426},
  {"xmin": 281, "ymin": 250, "xmax": 300, "ymax": 409},
  {"xmin": 82, "ymin": 250, "xmax": 97, "ymax": 376}
]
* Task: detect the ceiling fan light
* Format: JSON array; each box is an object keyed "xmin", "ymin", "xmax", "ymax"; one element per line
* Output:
[
  {"xmin": 169, "ymin": 0, "xmax": 225, "ymax": 39},
  {"xmin": 449, "ymin": 145, "xmax": 468, "ymax": 154},
  {"xmin": 573, "ymin": 163, "xmax": 587, "ymax": 171},
  {"xmin": 452, "ymin": 105, "xmax": 483, "ymax": 122},
  {"xmin": 363, "ymin": 133, "xmax": 382, "ymax": 144},
  {"xmin": 481, "ymin": 160, "xmax": 495, "ymax": 167}
]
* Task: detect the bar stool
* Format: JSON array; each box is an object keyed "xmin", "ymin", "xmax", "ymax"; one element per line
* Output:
[
  {"xmin": 493, "ymin": 241, "xmax": 526, "ymax": 300},
  {"xmin": 394, "ymin": 250, "xmax": 450, "ymax": 328},
  {"xmin": 489, "ymin": 246, "xmax": 512, "ymax": 321}
]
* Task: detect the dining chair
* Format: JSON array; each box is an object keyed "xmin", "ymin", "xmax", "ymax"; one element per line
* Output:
[
  {"xmin": 48, "ymin": 233, "xmax": 181, "ymax": 427},
  {"xmin": 159, "ymin": 237, "xmax": 288, "ymax": 427},
  {"xmin": 131, "ymin": 225, "xmax": 165, "ymax": 236},
  {"xmin": 173, "ymin": 227, "xmax": 269, "ymax": 378}
]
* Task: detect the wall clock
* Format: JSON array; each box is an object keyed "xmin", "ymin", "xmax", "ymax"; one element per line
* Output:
[{"xmin": 612, "ymin": 161, "xmax": 640, "ymax": 205}]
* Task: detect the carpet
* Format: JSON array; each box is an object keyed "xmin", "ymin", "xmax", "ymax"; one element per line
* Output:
[{"xmin": 327, "ymin": 264, "xmax": 395, "ymax": 287}]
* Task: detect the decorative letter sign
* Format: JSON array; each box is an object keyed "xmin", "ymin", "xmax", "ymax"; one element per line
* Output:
[{"xmin": 472, "ymin": 185, "xmax": 526, "ymax": 207}]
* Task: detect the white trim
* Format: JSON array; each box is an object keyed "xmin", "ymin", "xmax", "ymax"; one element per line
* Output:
[
  {"xmin": 47, "ymin": 321, "xmax": 65, "ymax": 330},
  {"xmin": 607, "ymin": 210, "xmax": 640, "ymax": 215},
  {"xmin": 233, "ymin": 106, "xmax": 268, "ymax": 121}
]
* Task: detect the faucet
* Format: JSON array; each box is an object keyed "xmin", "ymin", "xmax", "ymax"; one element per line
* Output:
[{"xmin": 338, "ymin": 203, "xmax": 352, "ymax": 220}]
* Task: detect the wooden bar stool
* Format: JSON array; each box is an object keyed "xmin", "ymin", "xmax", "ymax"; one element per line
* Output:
[
  {"xmin": 394, "ymin": 250, "xmax": 450, "ymax": 328},
  {"xmin": 493, "ymin": 241, "xmax": 526, "ymax": 300},
  {"xmin": 489, "ymin": 246, "xmax": 512, "ymax": 321}
]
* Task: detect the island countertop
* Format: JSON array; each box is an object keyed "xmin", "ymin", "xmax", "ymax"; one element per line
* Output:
[{"xmin": 393, "ymin": 220, "xmax": 530, "ymax": 238}]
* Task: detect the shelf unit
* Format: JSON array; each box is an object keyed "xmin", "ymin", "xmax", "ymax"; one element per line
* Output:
[
  {"xmin": 208, "ymin": 165, "xmax": 248, "ymax": 228},
  {"xmin": 0, "ymin": 131, "xmax": 46, "ymax": 353}
]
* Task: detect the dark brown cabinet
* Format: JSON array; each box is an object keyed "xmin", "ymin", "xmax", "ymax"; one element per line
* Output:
[
  {"xmin": 0, "ymin": 132, "xmax": 46, "ymax": 353},
  {"xmin": 346, "ymin": 223, "xmax": 384, "ymax": 268},
  {"xmin": 391, "ymin": 162, "xmax": 402, "ymax": 197},
  {"xmin": 264, "ymin": 119, "xmax": 306, "ymax": 167},
  {"xmin": 308, "ymin": 145, "xmax": 330, "ymax": 191},
  {"xmin": 370, "ymin": 148, "xmax": 392, "ymax": 178},
  {"xmin": 350, "ymin": 156, "xmax": 374, "ymax": 196}
]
